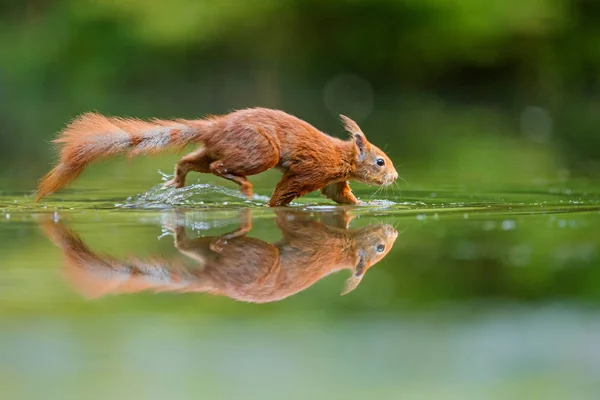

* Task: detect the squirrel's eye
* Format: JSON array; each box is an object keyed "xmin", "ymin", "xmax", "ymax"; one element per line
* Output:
[
  {"xmin": 376, "ymin": 158, "xmax": 385, "ymax": 167},
  {"xmin": 377, "ymin": 244, "xmax": 385, "ymax": 252}
]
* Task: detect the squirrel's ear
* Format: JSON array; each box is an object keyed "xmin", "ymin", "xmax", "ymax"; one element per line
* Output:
[
  {"xmin": 340, "ymin": 114, "xmax": 364, "ymax": 137},
  {"xmin": 353, "ymin": 133, "xmax": 367, "ymax": 162},
  {"xmin": 341, "ymin": 251, "xmax": 366, "ymax": 295},
  {"xmin": 341, "ymin": 115, "xmax": 368, "ymax": 161},
  {"xmin": 341, "ymin": 275, "xmax": 363, "ymax": 295}
]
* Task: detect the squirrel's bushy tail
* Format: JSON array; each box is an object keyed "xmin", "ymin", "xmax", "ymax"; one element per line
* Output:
[{"xmin": 34, "ymin": 112, "xmax": 215, "ymax": 201}]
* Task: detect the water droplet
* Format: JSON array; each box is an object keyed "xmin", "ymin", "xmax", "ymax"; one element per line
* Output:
[
  {"xmin": 5, "ymin": 214, "xmax": 10, "ymax": 219},
  {"xmin": 501, "ymin": 220, "xmax": 516, "ymax": 231},
  {"xmin": 416, "ymin": 214, "xmax": 426, "ymax": 221}
]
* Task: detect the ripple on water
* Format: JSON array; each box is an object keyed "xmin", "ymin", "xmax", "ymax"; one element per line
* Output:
[{"xmin": 119, "ymin": 182, "xmax": 271, "ymax": 209}]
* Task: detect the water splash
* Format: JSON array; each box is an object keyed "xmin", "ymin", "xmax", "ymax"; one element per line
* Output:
[
  {"xmin": 363, "ymin": 199, "xmax": 399, "ymax": 207},
  {"xmin": 118, "ymin": 171, "xmax": 270, "ymax": 209}
]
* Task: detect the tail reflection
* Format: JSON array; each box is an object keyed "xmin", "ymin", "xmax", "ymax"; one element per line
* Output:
[{"xmin": 39, "ymin": 209, "xmax": 398, "ymax": 303}]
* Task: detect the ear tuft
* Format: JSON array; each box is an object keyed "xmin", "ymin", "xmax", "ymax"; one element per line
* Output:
[
  {"xmin": 341, "ymin": 275, "xmax": 362, "ymax": 295},
  {"xmin": 340, "ymin": 114, "xmax": 364, "ymax": 138}
]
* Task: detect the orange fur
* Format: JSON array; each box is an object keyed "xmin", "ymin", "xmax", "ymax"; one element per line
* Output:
[
  {"xmin": 39, "ymin": 210, "xmax": 398, "ymax": 302},
  {"xmin": 34, "ymin": 112, "xmax": 213, "ymax": 201},
  {"xmin": 35, "ymin": 108, "xmax": 398, "ymax": 205}
]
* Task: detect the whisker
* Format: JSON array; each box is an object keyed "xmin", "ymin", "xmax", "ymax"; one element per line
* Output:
[
  {"xmin": 370, "ymin": 187, "xmax": 377, "ymax": 200},
  {"xmin": 371, "ymin": 185, "xmax": 383, "ymax": 200},
  {"xmin": 397, "ymin": 224, "xmax": 409, "ymax": 236},
  {"xmin": 390, "ymin": 181, "xmax": 401, "ymax": 199}
]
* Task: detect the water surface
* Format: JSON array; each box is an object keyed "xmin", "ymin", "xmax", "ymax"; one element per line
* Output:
[{"xmin": 1, "ymin": 183, "xmax": 600, "ymax": 399}]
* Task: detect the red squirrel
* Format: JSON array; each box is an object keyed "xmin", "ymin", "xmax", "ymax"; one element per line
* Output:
[
  {"xmin": 34, "ymin": 108, "xmax": 398, "ymax": 206},
  {"xmin": 38, "ymin": 209, "xmax": 398, "ymax": 302}
]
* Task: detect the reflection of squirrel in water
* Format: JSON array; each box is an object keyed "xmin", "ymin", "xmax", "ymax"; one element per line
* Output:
[
  {"xmin": 34, "ymin": 108, "xmax": 398, "ymax": 206},
  {"xmin": 39, "ymin": 209, "xmax": 398, "ymax": 302}
]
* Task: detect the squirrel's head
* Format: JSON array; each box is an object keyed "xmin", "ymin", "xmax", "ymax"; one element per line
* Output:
[
  {"xmin": 341, "ymin": 223, "xmax": 398, "ymax": 295},
  {"xmin": 340, "ymin": 115, "xmax": 398, "ymax": 186}
]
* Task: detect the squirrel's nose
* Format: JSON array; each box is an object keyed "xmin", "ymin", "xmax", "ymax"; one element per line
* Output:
[{"xmin": 393, "ymin": 172, "xmax": 398, "ymax": 181}]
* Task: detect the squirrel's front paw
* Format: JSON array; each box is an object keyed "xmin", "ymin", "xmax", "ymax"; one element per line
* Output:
[{"xmin": 240, "ymin": 183, "xmax": 254, "ymax": 199}]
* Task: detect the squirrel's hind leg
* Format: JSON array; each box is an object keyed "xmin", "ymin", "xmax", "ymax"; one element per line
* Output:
[
  {"xmin": 207, "ymin": 152, "xmax": 277, "ymax": 199},
  {"xmin": 164, "ymin": 148, "xmax": 213, "ymax": 189},
  {"xmin": 209, "ymin": 161, "xmax": 254, "ymax": 198}
]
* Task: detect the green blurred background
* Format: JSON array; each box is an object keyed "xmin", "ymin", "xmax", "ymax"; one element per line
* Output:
[
  {"xmin": 3, "ymin": 2, "xmax": 600, "ymax": 399},
  {"xmin": 2, "ymin": 0, "xmax": 600, "ymax": 192}
]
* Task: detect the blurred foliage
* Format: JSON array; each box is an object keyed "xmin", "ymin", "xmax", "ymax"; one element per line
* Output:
[{"xmin": 2, "ymin": 0, "xmax": 600, "ymax": 191}]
